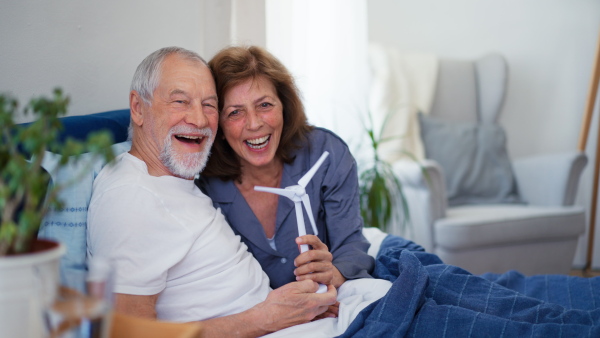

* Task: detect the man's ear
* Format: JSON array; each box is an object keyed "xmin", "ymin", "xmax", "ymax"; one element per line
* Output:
[{"xmin": 130, "ymin": 91, "xmax": 144, "ymax": 127}]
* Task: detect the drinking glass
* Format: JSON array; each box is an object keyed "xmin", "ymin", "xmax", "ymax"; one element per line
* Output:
[{"xmin": 45, "ymin": 257, "xmax": 114, "ymax": 338}]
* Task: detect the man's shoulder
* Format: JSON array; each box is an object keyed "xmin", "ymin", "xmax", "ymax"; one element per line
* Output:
[
  {"xmin": 89, "ymin": 153, "xmax": 165, "ymax": 221},
  {"xmin": 94, "ymin": 152, "xmax": 145, "ymax": 192}
]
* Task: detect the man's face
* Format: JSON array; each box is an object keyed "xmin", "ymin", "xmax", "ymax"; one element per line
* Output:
[{"xmin": 137, "ymin": 54, "xmax": 218, "ymax": 179}]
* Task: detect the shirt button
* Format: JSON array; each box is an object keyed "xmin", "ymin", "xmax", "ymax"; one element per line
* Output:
[{"xmin": 280, "ymin": 258, "xmax": 287, "ymax": 264}]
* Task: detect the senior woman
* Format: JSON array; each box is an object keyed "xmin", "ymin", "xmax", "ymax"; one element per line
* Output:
[{"xmin": 197, "ymin": 46, "xmax": 374, "ymax": 290}]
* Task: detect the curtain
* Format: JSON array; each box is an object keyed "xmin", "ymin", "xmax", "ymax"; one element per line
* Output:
[{"xmin": 266, "ymin": 0, "xmax": 370, "ymax": 162}]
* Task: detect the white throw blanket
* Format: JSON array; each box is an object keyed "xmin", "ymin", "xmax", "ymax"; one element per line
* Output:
[
  {"xmin": 368, "ymin": 43, "xmax": 439, "ymax": 162},
  {"xmin": 263, "ymin": 227, "xmax": 391, "ymax": 337},
  {"xmin": 263, "ymin": 278, "xmax": 392, "ymax": 338}
]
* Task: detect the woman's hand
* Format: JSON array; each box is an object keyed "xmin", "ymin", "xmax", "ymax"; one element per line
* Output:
[
  {"xmin": 312, "ymin": 301, "xmax": 340, "ymax": 321},
  {"xmin": 294, "ymin": 235, "xmax": 347, "ymax": 288}
]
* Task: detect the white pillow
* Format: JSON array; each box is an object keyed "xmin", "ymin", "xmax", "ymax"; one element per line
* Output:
[
  {"xmin": 362, "ymin": 227, "xmax": 388, "ymax": 258},
  {"xmin": 38, "ymin": 141, "xmax": 131, "ymax": 288}
]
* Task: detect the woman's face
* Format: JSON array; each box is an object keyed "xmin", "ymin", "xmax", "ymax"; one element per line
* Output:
[{"xmin": 220, "ymin": 76, "xmax": 284, "ymax": 170}]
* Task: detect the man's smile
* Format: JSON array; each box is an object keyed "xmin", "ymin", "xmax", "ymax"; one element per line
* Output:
[{"xmin": 175, "ymin": 134, "xmax": 206, "ymax": 145}]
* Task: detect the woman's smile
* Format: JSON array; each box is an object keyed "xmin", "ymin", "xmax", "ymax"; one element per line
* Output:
[{"xmin": 245, "ymin": 134, "xmax": 271, "ymax": 150}]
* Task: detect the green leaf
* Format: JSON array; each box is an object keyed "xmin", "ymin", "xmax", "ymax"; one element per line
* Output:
[{"xmin": 0, "ymin": 89, "xmax": 116, "ymax": 255}]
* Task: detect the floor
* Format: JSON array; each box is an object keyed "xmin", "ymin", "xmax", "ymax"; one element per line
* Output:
[{"xmin": 570, "ymin": 269, "xmax": 600, "ymax": 278}]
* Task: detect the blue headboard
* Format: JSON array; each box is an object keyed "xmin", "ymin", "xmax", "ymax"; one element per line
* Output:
[{"xmin": 56, "ymin": 109, "xmax": 130, "ymax": 143}]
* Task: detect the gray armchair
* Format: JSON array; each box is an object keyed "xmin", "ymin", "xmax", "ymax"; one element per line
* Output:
[{"xmin": 389, "ymin": 54, "xmax": 587, "ymax": 275}]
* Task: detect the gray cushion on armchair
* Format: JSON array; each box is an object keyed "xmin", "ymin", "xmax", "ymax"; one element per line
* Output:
[{"xmin": 418, "ymin": 113, "xmax": 521, "ymax": 206}]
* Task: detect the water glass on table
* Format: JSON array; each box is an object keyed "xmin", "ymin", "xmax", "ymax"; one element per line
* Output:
[{"xmin": 46, "ymin": 257, "xmax": 113, "ymax": 338}]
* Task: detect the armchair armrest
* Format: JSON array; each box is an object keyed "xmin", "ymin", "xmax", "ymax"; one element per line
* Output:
[
  {"xmin": 512, "ymin": 151, "xmax": 587, "ymax": 206},
  {"xmin": 390, "ymin": 159, "xmax": 446, "ymax": 252}
]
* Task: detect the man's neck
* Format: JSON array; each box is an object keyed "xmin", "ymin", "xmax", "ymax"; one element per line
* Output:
[{"xmin": 129, "ymin": 141, "xmax": 182, "ymax": 179}]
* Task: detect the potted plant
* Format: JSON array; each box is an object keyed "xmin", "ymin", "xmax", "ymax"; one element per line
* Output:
[
  {"xmin": 0, "ymin": 89, "xmax": 115, "ymax": 338},
  {"xmin": 358, "ymin": 110, "xmax": 416, "ymax": 234}
]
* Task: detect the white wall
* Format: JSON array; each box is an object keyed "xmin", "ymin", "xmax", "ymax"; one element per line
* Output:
[
  {"xmin": 368, "ymin": 0, "xmax": 600, "ymax": 268},
  {"xmin": 202, "ymin": 0, "xmax": 267, "ymax": 60},
  {"xmin": 0, "ymin": 0, "xmax": 207, "ymax": 123},
  {"xmin": 4, "ymin": 0, "xmax": 600, "ymax": 268}
]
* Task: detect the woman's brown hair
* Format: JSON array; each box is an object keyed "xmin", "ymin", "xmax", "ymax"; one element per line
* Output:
[{"xmin": 202, "ymin": 45, "xmax": 313, "ymax": 181}]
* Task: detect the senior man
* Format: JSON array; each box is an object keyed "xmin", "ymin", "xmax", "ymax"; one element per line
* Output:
[{"xmin": 87, "ymin": 47, "xmax": 389, "ymax": 337}]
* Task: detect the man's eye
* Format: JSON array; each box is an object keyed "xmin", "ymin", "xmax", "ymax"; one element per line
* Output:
[{"xmin": 174, "ymin": 100, "xmax": 187, "ymax": 105}]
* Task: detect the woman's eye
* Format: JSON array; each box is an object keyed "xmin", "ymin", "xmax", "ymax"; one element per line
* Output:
[
  {"xmin": 228, "ymin": 110, "xmax": 240, "ymax": 117},
  {"xmin": 260, "ymin": 102, "xmax": 273, "ymax": 108}
]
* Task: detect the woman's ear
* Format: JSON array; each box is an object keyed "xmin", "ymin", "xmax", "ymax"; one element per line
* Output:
[{"xmin": 129, "ymin": 91, "xmax": 144, "ymax": 127}]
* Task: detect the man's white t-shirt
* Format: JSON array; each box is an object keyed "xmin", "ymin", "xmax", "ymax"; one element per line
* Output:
[
  {"xmin": 87, "ymin": 152, "xmax": 391, "ymax": 336},
  {"xmin": 87, "ymin": 153, "xmax": 271, "ymax": 321}
]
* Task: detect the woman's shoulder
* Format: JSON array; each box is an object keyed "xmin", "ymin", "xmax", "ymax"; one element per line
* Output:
[
  {"xmin": 297, "ymin": 127, "xmax": 355, "ymax": 169},
  {"xmin": 306, "ymin": 127, "xmax": 350, "ymax": 151},
  {"xmin": 196, "ymin": 175, "xmax": 236, "ymax": 203}
]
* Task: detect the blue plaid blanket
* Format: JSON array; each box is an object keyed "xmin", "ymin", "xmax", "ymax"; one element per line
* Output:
[{"xmin": 339, "ymin": 244, "xmax": 600, "ymax": 337}]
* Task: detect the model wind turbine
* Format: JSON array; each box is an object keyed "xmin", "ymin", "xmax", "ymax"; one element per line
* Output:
[{"xmin": 254, "ymin": 151, "xmax": 329, "ymax": 293}]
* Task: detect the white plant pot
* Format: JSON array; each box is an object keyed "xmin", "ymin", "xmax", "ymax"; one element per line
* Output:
[{"xmin": 0, "ymin": 239, "xmax": 66, "ymax": 338}]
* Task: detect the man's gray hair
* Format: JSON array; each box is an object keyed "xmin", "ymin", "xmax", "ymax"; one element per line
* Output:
[{"xmin": 130, "ymin": 46, "xmax": 208, "ymax": 106}]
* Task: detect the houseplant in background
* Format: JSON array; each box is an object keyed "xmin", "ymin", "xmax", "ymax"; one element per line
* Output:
[
  {"xmin": 0, "ymin": 89, "xmax": 115, "ymax": 338},
  {"xmin": 358, "ymin": 110, "xmax": 415, "ymax": 234}
]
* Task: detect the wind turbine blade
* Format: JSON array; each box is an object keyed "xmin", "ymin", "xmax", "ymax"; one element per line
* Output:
[
  {"xmin": 301, "ymin": 194, "xmax": 318, "ymax": 236},
  {"xmin": 255, "ymin": 186, "xmax": 296, "ymax": 200},
  {"xmin": 298, "ymin": 151, "xmax": 329, "ymax": 188},
  {"xmin": 294, "ymin": 201, "xmax": 310, "ymax": 253}
]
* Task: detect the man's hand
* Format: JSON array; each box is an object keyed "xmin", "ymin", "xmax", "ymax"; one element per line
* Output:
[
  {"xmin": 294, "ymin": 235, "xmax": 347, "ymax": 288},
  {"xmin": 251, "ymin": 280, "xmax": 337, "ymax": 333},
  {"xmin": 114, "ymin": 281, "xmax": 337, "ymax": 337}
]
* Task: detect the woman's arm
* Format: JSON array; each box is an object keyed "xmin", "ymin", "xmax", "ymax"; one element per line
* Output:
[
  {"xmin": 291, "ymin": 130, "xmax": 374, "ymax": 287},
  {"xmin": 318, "ymin": 131, "xmax": 374, "ymax": 280}
]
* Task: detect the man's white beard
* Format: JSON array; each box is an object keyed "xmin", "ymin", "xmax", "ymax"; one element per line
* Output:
[{"xmin": 159, "ymin": 125, "xmax": 214, "ymax": 179}]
